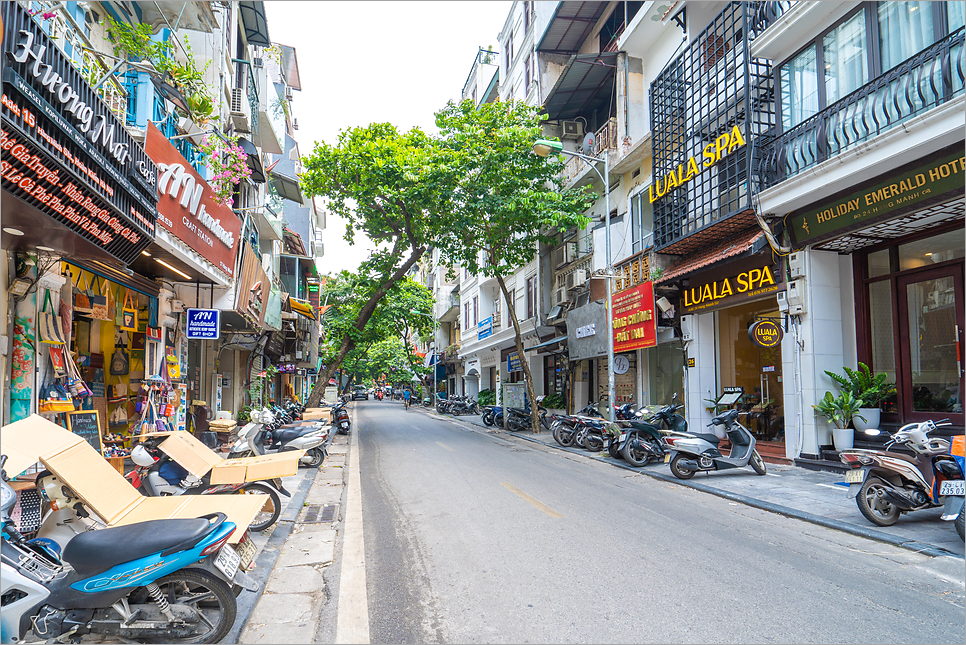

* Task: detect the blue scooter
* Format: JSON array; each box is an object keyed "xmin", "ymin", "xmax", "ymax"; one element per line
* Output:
[{"xmin": 1, "ymin": 455, "xmax": 254, "ymax": 644}]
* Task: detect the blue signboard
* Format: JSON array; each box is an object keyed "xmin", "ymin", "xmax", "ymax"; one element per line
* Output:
[
  {"xmin": 478, "ymin": 316, "xmax": 493, "ymax": 339},
  {"xmin": 185, "ymin": 308, "xmax": 221, "ymax": 339},
  {"xmin": 507, "ymin": 351, "xmax": 522, "ymax": 373}
]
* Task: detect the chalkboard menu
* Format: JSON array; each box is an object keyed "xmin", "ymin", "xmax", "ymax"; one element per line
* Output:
[{"xmin": 66, "ymin": 410, "xmax": 103, "ymax": 454}]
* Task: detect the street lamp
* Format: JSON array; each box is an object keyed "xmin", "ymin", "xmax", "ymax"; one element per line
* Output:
[{"xmin": 533, "ymin": 138, "xmax": 615, "ymax": 423}]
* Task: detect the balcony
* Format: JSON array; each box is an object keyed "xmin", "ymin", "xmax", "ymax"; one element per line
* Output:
[
  {"xmin": 154, "ymin": 113, "xmax": 208, "ymax": 175},
  {"xmin": 758, "ymin": 29, "xmax": 965, "ymax": 190},
  {"xmin": 231, "ymin": 59, "xmax": 259, "ymax": 136}
]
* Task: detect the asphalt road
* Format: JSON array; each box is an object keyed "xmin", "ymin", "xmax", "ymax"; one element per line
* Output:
[{"xmin": 357, "ymin": 400, "xmax": 965, "ymax": 644}]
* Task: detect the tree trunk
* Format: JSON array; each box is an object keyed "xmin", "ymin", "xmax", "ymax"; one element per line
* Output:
[
  {"xmin": 304, "ymin": 246, "xmax": 427, "ymax": 408},
  {"xmin": 494, "ymin": 273, "xmax": 541, "ymax": 434}
]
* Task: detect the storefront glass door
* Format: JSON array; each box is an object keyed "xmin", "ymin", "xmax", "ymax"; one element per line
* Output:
[
  {"xmin": 897, "ymin": 267, "xmax": 964, "ymax": 422},
  {"xmin": 717, "ymin": 299, "xmax": 785, "ymax": 441}
]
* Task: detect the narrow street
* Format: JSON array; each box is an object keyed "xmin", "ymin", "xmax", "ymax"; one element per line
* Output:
[{"xmin": 352, "ymin": 399, "xmax": 964, "ymax": 644}]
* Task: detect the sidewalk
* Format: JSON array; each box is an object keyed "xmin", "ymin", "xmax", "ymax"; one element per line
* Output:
[{"xmin": 423, "ymin": 407, "xmax": 965, "ymax": 559}]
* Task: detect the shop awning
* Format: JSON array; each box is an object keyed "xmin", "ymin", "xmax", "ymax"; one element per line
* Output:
[
  {"xmin": 536, "ymin": 2, "xmax": 609, "ymax": 54},
  {"xmin": 67, "ymin": 259, "xmax": 160, "ymax": 298},
  {"xmin": 238, "ymin": 1, "xmax": 271, "ymax": 47},
  {"xmin": 289, "ymin": 297, "xmax": 316, "ymax": 320},
  {"xmin": 239, "ymin": 138, "xmax": 266, "ymax": 184},
  {"xmin": 542, "ymin": 52, "xmax": 619, "ymax": 122},
  {"xmin": 658, "ymin": 229, "xmax": 767, "ymax": 283},
  {"xmin": 271, "ymin": 170, "xmax": 304, "ymax": 204},
  {"xmin": 530, "ymin": 336, "xmax": 568, "ymax": 351},
  {"xmin": 279, "ymin": 44, "xmax": 301, "ymax": 91}
]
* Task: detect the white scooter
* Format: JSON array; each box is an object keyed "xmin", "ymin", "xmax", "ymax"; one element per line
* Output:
[
  {"xmin": 230, "ymin": 409, "xmax": 328, "ymax": 468},
  {"xmin": 663, "ymin": 408, "xmax": 768, "ymax": 479}
]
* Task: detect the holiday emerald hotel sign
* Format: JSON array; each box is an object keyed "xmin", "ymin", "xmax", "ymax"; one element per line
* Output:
[{"xmin": 789, "ymin": 150, "xmax": 965, "ymax": 247}]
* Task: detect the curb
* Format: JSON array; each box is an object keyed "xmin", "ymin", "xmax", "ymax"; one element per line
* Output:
[
  {"xmin": 227, "ymin": 464, "xmax": 318, "ymax": 643},
  {"xmin": 431, "ymin": 411, "xmax": 963, "ymax": 560}
]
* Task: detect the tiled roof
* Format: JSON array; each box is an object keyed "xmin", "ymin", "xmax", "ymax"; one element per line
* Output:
[{"xmin": 658, "ymin": 228, "xmax": 764, "ymax": 283}]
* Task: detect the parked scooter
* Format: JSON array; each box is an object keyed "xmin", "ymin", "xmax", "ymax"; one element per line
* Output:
[
  {"xmin": 1, "ymin": 455, "xmax": 251, "ymax": 644},
  {"xmin": 664, "ymin": 408, "xmax": 767, "ymax": 478},
  {"xmin": 839, "ymin": 420, "xmax": 964, "ymax": 533},
  {"xmin": 551, "ymin": 402, "xmax": 603, "ymax": 447},
  {"xmin": 614, "ymin": 395, "xmax": 688, "ymax": 467},
  {"xmin": 230, "ymin": 409, "xmax": 327, "ymax": 467}
]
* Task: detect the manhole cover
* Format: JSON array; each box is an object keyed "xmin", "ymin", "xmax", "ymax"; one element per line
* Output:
[{"xmin": 301, "ymin": 504, "xmax": 339, "ymax": 523}]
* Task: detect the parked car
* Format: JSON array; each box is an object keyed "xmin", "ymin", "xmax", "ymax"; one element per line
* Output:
[{"xmin": 351, "ymin": 386, "xmax": 369, "ymax": 401}]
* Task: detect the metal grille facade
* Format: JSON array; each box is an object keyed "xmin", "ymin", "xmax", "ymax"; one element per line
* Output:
[{"xmin": 649, "ymin": 2, "xmax": 774, "ymax": 255}]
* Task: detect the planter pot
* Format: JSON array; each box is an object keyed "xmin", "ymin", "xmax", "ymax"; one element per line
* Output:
[
  {"xmin": 853, "ymin": 408, "xmax": 881, "ymax": 433},
  {"xmin": 547, "ymin": 408, "xmax": 565, "ymax": 417},
  {"xmin": 816, "ymin": 418, "xmax": 833, "ymax": 447},
  {"xmin": 832, "ymin": 426, "xmax": 854, "ymax": 452}
]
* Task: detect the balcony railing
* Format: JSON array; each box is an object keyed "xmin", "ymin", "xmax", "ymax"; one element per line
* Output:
[
  {"xmin": 758, "ymin": 29, "xmax": 965, "ymax": 190},
  {"xmin": 562, "ymin": 118, "xmax": 619, "ymax": 184},
  {"xmin": 749, "ymin": 1, "xmax": 796, "ymax": 38},
  {"xmin": 155, "ymin": 113, "xmax": 208, "ymax": 175},
  {"xmin": 233, "ymin": 59, "xmax": 259, "ymax": 137}
]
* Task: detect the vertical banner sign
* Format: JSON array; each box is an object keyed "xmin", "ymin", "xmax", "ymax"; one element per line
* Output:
[
  {"xmin": 9, "ymin": 254, "xmax": 37, "ymax": 421},
  {"xmin": 612, "ymin": 282, "xmax": 657, "ymax": 353}
]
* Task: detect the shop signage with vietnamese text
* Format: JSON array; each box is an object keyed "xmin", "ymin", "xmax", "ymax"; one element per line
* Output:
[
  {"xmin": 681, "ymin": 256, "xmax": 782, "ymax": 314},
  {"xmin": 478, "ymin": 316, "xmax": 493, "ymax": 340},
  {"xmin": 789, "ymin": 149, "xmax": 966, "ymax": 246},
  {"xmin": 507, "ymin": 351, "xmax": 522, "ymax": 373},
  {"xmin": 612, "ymin": 282, "xmax": 657, "ymax": 353},
  {"xmin": 145, "ymin": 123, "xmax": 240, "ymax": 278}
]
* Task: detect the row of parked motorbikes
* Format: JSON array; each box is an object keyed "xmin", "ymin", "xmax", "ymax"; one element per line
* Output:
[
  {"xmin": 435, "ymin": 394, "xmax": 482, "ymax": 416},
  {"xmin": 0, "ymin": 397, "xmax": 354, "ymax": 643}
]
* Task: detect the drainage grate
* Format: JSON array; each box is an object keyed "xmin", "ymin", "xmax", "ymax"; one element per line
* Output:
[{"xmin": 301, "ymin": 504, "xmax": 339, "ymax": 523}]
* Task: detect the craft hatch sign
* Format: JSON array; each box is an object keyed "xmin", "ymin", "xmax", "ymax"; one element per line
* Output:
[
  {"xmin": 145, "ymin": 123, "xmax": 241, "ymax": 278},
  {"xmin": 612, "ymin": 282, "xmax": 657, "ymax": 353}
]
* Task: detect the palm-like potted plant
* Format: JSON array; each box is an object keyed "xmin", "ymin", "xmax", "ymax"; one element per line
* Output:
[
  {"xmin": 813, "ymin": 391, "xmax": 866, "ymax": 451},
  {"xmin": 824, "ymin": 363, "xmax": 896, "ymax": 432}
]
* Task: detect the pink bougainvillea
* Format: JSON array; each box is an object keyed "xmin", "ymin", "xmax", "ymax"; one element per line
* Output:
[{"xmin": 198, "ymin": 135, "xmax": 253, "ymax": 208}]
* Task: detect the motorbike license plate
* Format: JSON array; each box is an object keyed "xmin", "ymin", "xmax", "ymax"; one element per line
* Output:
[
  {"xmin": 940, "ymin": 480, "xmax": 966, "ymax": 496},
  {"xmin": 845, "ymin": 469, "xmax": 865, "ymax": 484},
  {"xmin": 604, "ymin": 438, "xmax": 610, "ymax": 448},
  {"xmin": 619, "ymin": 433, "xmax": 626, "ymax": 442},
  {"xmin": 341, "ymin": 421, "xmax": 349, "ymax": 428},
  {"xmin": 233, "ymin": 534, "xmax": 258, "ymax": 570},
  {"xmin": 214, "ymin": 544, "xmax": 241, "ymax": 581},
  {"xmin": 664, "ymin": 453, "xmax": 671, "ymax": 464}
]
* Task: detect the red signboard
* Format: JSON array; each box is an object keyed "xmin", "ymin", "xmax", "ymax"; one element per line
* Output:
[
  {"xmin": 144, "ymin": 122, "xmax": 240, "ymax": 278},
  {"xmin": 612, "ymin": 282, "xmax": 657, "ymax": 353}
]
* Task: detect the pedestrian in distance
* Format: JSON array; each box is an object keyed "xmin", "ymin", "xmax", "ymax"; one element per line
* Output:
[{"xmin": 403, "ymin": 389, "xmax": 411, "ymax": 410}]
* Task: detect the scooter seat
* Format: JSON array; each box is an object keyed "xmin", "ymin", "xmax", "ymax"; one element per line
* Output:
[
  {"xmin": 272, "ymin": 427, "xmax": 319, "ymax": 444},
  {"xmin": 687, "ymin": 433, "xmax": 722, "ymax": 445},
  {"xmin": 63, "ymin": 518, "xmax": 211, "ymax": 578}
]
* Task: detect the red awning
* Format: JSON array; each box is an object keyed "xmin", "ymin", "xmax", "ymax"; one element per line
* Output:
[{"xmin": 658, "ymin": 229, "xmax": 764, "ymax": 283}]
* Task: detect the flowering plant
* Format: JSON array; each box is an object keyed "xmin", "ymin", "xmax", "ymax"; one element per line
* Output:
[{"xmin": 198, "ymin": 135, "xmax": 251, "ymax": 208}]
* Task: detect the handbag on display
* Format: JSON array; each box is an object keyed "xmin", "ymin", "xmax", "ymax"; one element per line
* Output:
[
  {"xmin": 39, "ymin": 290, "xmax": 66, "ymax": 345},
  {"xmin": 107, "ymin": 376, "xmax": 128, "ymax": 402},
  {"xmin": 48, "ymin": 346, "xmax": 67, "ymax": 378},
  {"xmin": 120, "ymin": 290, "xmax": 138, "ymax": 332},
  {"xmin": 147, "ymin": 326, "xmax": 162, "ymax": 342},
  {"xmin": 73, "ymin": 272, "xmax": 93, "ymax": 315},
  {"xmin": 109, "ymin": 404, "xmax": 129, "ymax": 427},
  {"xmin": 65, "ymin": 351, "xmax": 93, "ymax": 399},
  {"xmin": 90, "ymin": 276, "xmax": 110, "ymax": 320},
  {"xmin": 110, "ymin": 348, "xmax": 130, "ymax": 376}
]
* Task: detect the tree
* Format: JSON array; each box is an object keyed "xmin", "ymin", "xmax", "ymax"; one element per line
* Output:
[
  {"xmin": 432, "ymin": 100, "xmax": 595, "ymax": 432},
  {"xmin": 301, "ymin": 123, "xmax": 452, "ymax": 407}
]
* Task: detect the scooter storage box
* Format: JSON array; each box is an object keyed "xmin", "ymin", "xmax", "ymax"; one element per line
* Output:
[{"xmin": 2, "ymin": 416, "xmax": 262, "ymax": 542}]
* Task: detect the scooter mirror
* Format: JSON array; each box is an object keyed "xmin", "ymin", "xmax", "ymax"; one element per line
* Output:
[{"xmin": 863, "ymin": 429, "xmax": 881, "ymax": 436}]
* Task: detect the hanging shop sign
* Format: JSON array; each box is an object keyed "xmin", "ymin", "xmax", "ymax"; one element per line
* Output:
[
  {"xmin": 748, "ymin": 319, "xmax": 783, "ymax": 348},
  {"xmin": 789, "ymin": 149, "xmax": 966, "ymax": 247},
  {"xmin": 478, "ymin": 316, "xmax": 493, "ymax": 340},
  {"xmin": 185, "ymin": 308, "xmax": 221, "ymax": 340},
  {"xmin": 1, "ymin": 3, "xmax": 156, "ymax": 264},
  {"xmin": 145, "ymin": 123, "xmax": 241, "ymax": 277},
  {"xmin": 648, "ymin": 126, "xmax": 745, "ymax": 203},
  {"xmin": 507, "ymin": 351, "xmax": 522, "ymax": 373},
  {"xmin": 681, "ymin": 255, "xmax": 782, "ymax": 314},
  {"xmin": 612, "ymin": 282, "xmax": 657, "ymax": 353},
  {"xmin": 575, "ymin": 323, "xmax": 596, "ymax": 339},
  {"xmin": 235, "ymin": 243, "xmax": 268, "ymax": 327}
]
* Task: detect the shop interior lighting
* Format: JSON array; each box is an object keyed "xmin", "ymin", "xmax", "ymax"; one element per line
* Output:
[
  {"xmin": 155, "ymin": 258, "xmax": 191, "ymax": 280},
  {"xmin": 142, "ymin": 250, "xmax": 152, "ymax": 257},
  {"xmin": 3, "ymin": 227, "xmax": 25, "ymax": 236},
  {"xmin": 36, "ymin": 246, "xmax": 55, "ymax": 251}
]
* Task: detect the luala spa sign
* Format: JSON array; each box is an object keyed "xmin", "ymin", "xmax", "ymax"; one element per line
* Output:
[
  {"xmin": 681, "ymin": 256, "xmax": 781, "ymax": 314},
  {"xmin": 648, "ymin": 126, "xmax": 746, "ymax": 203}
]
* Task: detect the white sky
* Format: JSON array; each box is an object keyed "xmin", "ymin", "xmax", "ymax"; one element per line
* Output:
[{"xmin": 266, "ymin": 1, "xmax": 513, "ymax": 275}]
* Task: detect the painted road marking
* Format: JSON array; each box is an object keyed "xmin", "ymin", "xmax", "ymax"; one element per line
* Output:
[
  {"xmin": 766, "ymin": 473, "xmax": 781, "ymax": 477},
  {"xmin": 500, "ymin": 482, "xmax": 564, "ymax": 518},
  {"xmin": 336, "ymin": 409, "xmax": 369, "ymax": 644},
  {"xmin": 436, "ymin": 442, "xmax": 455, "ymax": 452},
  {"xmin": 816, "ymin": 483, "xmax": 845, "ymax": 490}
]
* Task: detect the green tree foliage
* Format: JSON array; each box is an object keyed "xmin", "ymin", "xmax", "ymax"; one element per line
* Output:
[{"xmin": 432, "ymin": 100, "xmax": 596, "ymax": 431}]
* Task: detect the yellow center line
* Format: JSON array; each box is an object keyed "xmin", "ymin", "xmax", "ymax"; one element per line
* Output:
[
  {"xmin": 500, "ymin": 482, "xmax": 564, "ymax": 518},
  {"xmin": 436, "ymin": 441, "xmax": 455, "ymax": 452}
]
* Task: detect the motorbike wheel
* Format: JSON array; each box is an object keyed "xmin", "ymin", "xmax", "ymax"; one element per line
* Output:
[
  {"xmin": 304, "ymin": 447, "xmax": 325, "ymax": 469},
  {"xmin": 956, "ymin": 506, "xmax": 965, "ymax": 541},
  {"xmin": 856, "ymin": 476, "xmax": 900, "ymax": 527},
  {"xmin": 607, "ymin": 438, "xmax": 623, "ymax": 460},
  {"xmin": 482, "ymin": 412, "xmax": 494, "ymax": 426},
  {"xmin": 750, "ymin": 450, "xmax": 767, "ymax": 475},
  {"xmin": 573, "ymin": 427, "xmax": 588, "ymax": 448},
  {"xmin": 585, "ymin": 433, "xmax": 604, "ymax": 452},
  {"xmin": 621, "ymin": 438, "xmax": 652, "ymax": 467},
  {"xmin": 239, "ymin": 483, "xmax": 281, "ymax": 532},
  {"xmin": 669, "ymin": 453, "xmax": 696, "ymax": 480},
  {"xmin": 553, "ymin": 423, "xmax": 575, "ymax": 447},
  {"xmin": 139, "ymin": 568, "xmax": 235, "ymax": 643},
  {"xmin": 472, "ymin": 404, "xmax": 481, "ymax": 415}
]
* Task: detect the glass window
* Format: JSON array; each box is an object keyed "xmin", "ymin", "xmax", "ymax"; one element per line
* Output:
[
  {"xmin": 878, "ymin": 1, "xmax": 935, "ymax": 73},
  {"xmin": 823, "ymin": 10, "xmax": 869, "ymax": 105},
  {"xmin": 867, "ymin": 249, "xmax": 892, "ymax": 278},
  {"xmin": 630, "ymin": 193, "xmax": 654, "ymax": 254},
  {"xmin": 781, "ymin": 46, "xmax": 819, "ymax": 129},
  {"xmin": 647, "ymin": 342, "xmax": 684, "ymax": 407},
  {"xmin": 868, "ymin": 280, "xmax": 897, "ymax": 398},
  {"xmin": 950, "ymin": 1, "xmax": 966, "ymax": 32},
  {"xmin": 898, "ymin": 230, "xmax": 966, "ymax": 271}
]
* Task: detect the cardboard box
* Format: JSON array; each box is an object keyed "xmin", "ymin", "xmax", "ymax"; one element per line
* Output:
[
  {"xmin": 301, "ymin": 408, "xmax": 332, "ymax": 423},
  {"xmin": 2, "ymin": 416, "xmax": 263, "ymax": 541},
  {"xmin": 155, "ymin": 431, "xmax": 302, "ymax": 484}
]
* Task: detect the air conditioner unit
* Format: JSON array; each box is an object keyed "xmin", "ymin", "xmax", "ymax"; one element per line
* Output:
[
  {"xmin": 680, "ymin": 314, "xmax": 694, "ymax": 341},
  {"xmin": 253, "ymin": 57, "xmax": 264, "ymax": 68},
  {"xmin": 788, "ymin": 251, "xmax": 805, "ymax": 280},
  {"xmin": 230, "ymin": 87, "xmax": 251, "ymax": 132},
  {"xmin": 561, "ymin": 120, "xmax": 584, "ymax": 141},
  {"xmin": 568, "ymin": 269, "xmax": 588, "ymax": 289},
  {"xmin": 292, "ymin": 118, "xmax": 298, "ymax": 130},
  {"xmin": 285, "ymin": 86, "xmax": 294, "ymax": 101},
  {"xmin": 553, "ymin": 287, "xmax": 571, "ymax": 306}
]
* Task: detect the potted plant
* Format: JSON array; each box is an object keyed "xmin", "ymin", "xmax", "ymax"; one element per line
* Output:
[
  {"xmin": 813, "ymin": 391, "xmax": 866, "ymax": 451},
  {"xmin": 542, "ymin": 392, "xmax": 566, "ymax": 415},
  {"xmin": 824, "ymin": 363, "xmax": 896, "ymax": 433}
]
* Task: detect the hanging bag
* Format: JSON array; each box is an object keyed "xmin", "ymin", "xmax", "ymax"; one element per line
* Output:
[
  {"xmin": 39, "ymin": 290, "xmax": 66, "ymax": 345},
  {"xmin": 107, "ymin": 375, "xmax": 128, "ymax": 402},
  {"xmin": 89, "ymin": 276, "xmax": 110, "ymax": 320},
  {"xmin": 120, "ymin": 290, "xmax": 138, "ymax": 332},
  {"xmin": 39, "ymin": 355, "xmax": 75, "ymax": 413},
  {"xmin": 110, "ymin": 347, "xmax": 130, "ymax": 376},
  {"xmin": 73, "ymin": 272, "xmax": 93, "ymax": 315},
  {"xmin": 48, "ymin": 346, "xmax": 67, "ymax": 378},
  {"xmin": 65, "ymin": 350, "xmax": 93, "ymax": 399}
]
